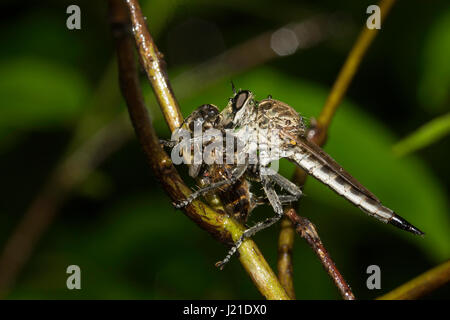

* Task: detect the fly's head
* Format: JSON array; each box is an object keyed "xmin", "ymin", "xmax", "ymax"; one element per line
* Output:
[{"xmin": 221, "ymin": 89, "xmax": 257, "ymax": 130}]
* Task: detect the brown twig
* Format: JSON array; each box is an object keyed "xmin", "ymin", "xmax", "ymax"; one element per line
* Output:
[
  {"xmin": 284, "ymin": 208, "xmax": 355, "ymax": 300},
  {"xmin": 377, "ymin": 260, "xmax": 450, "ymax": 300},
  {"xmin": 277, "ymin": 217, "xmax": 296, "ymax": 299},
  {"xmin": 113, "ymin": 0, "xmax": 289, "ymax": 300}
]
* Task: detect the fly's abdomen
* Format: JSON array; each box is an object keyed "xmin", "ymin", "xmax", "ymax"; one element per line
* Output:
[
  {"xmin": 207, "ymin": 164, "xmax": 253, "ymax": 223},
  {"xmin": 292, "ymin": 152, "xmax": 393, "ymax": 222},
  {"xmin": 220, "ymin": 179, "xmax": 252, "ymax": 223}
]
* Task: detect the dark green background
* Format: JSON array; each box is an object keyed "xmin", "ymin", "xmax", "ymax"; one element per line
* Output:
[{"xmin": 0, "ymin": 0, "xmax": 448, "ymax": 299}]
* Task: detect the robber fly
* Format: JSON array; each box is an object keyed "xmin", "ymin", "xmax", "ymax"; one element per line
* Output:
[{"xmin": 165, "ymin": 89, "xmax": 424, "ymax": 268}]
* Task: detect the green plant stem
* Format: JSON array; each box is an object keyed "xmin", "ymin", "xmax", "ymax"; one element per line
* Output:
[
  {"xmin": 317, "ymin": 0, "xmax": 396, "ymax": 141},
  {"xmin": 377, "ymin": 260, "xmax": 450, "ymax": 300}
]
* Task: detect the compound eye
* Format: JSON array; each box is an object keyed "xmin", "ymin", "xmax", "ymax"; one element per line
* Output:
[
  {"xmin": 188, "ymin": 120, "xmax": 195, "ymax": 132},
  {"xmin": 200, "ymin": 104, "xmax": 218, "ymax": 120},
  {"xmin": 234, "ymin": 91, "xmax": 249, "ymax": 110},
  {"xmin": 206, "ymin": 106, "xmax": 218, "ymax": 118}
]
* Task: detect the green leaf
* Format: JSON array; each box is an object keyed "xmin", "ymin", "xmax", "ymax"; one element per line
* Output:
[
  {"xmin": 392, "ymin": 113, "xmax": 450, "ymax": 157},
  {"xmin": 0, "ymin": 57, "xmax": 88, "ymax": 142}
]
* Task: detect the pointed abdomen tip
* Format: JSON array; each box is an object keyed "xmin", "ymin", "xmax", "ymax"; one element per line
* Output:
[{"xmin": 389, "ymin": 214, "xmax": 425, "ymax": 236}]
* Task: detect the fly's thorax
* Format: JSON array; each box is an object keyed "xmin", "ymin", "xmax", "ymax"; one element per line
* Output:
[
  {"xmin": 225, "ymin": 122, "xmax": 286, "ymax": 167},
  {"xmin": 256, "ymin": 98, "xmax": 307, "ymax": 146}
]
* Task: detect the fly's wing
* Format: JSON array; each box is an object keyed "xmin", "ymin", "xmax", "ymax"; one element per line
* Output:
[
  {"xmin": 288, "ymin": 135, "xmax": 424, "ymax": 235},
  {"xmin": 293, "ymin": 136, "xmax": 380, "ymax": 203}
]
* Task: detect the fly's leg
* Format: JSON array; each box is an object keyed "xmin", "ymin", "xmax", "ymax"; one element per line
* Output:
[
  {"xmin": 278, "ymin": 195, "xmax": 299, "ymax": 203},
  {"xmin": 159, "ymin": 136, "xmax": 204, "ymax": 148},
  {"xmin": 253, "ymin": 194, "xmax": 299, "ymax": 208},
  {"xmin": 160, "ymin": 136, "xmax": 206, "ymax": 178},
  {"xmin": 249, "ymin": 171, "xmax": 301, "ymax": 208},
  {"xmin": 173, "ymin": 164, "xmax": 248, "ymax": 208},
  {"xmin": 266, "ymin": 171, "xmax": 302, "ymax": 200},
  {"xmin": 216, "ymin": 174, "xmax": 284, "ymax": 269},
  {"xmin": 159, "ymin": 139, "xmax": 177, "ymax": 148},
  {"xmin": 245, "ymin": 175, "xmax": 285, "ymax": 239}
]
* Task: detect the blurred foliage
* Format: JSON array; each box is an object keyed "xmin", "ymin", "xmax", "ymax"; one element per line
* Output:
[
  {"xmin": 393, "ymin": 113, "xmax": 450, "ymax": 157},
  {"xmin": 0, "ymin": 57, "xmax": 88, "ymax": 148},
  {"xmin": 418, "ymin": 7, "xmax": 450, "ymax": 112},
  {"xmin": 0, "ymin": 0, "xmax": 449, "ymax": 299}
]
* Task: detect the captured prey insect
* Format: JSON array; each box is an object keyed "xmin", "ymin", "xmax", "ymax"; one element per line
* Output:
[
  {"xmin": 163, "ymin": 89, "xmax": 424, "ymax": 268},
  {"xmin": 170, "ymin": 103, "xmax": 259, "ymax": 224}
]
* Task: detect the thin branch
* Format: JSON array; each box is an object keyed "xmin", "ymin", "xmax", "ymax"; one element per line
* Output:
[
  {"xmin": 277, "ymin": 217, "xmax": 296, "ymax": 299},
  {"xmin": 113, "ymin": 0, "xmax": 289, "ymax": 300},
  {"xmin": 284, "ymin": 208, "xmax": 355, "ymax": 300},
  {"xmin": 313, "ymin": 0, "xmax": 396, "ymax": 144},
  {"xmin": 124, "ymin": 0, "xmax": 182, "ymax": 132},
  {"xmin": 292, "ymin": 0, "xmax": 397, "ymax": 189},
  {"xmin": 377, "ymin": 260, "xmax": 450, "ymax": 300}
]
